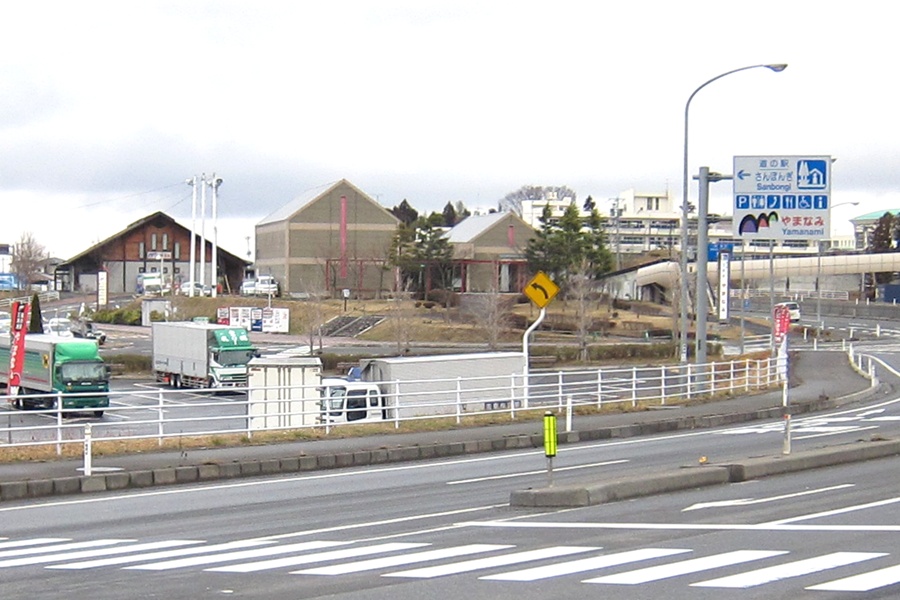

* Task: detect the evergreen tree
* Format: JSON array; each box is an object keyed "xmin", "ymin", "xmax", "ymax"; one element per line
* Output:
[
  {"xmin": 28, "ymin": 293, "xmax": 43, "ymax": 333},
  {"xmin": 390, "ymin": 199, "xmax": 419, "ymax": 226},
  {"xmin": 524, "ymin": 202, "xmax": 613, "ymax": 287},
  {"xmin": 442, "ymin": 202, "xmax": 459, "ymax": 227}
]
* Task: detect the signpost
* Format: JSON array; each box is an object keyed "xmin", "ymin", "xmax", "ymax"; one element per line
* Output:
[
  {"xmin": 773, "ymin": 302, "xmax": 792, "ymax": 454},
  {"xmin": 717, "ymin": 250, "xmax": 731, "ymax": 323},
  {"xmin": 733, "ymin": 155, "xmax": 832, "ymax": 242},
  {"xmin": 522, "ymin": 271, "xmax": 560, "ymax": 410}
]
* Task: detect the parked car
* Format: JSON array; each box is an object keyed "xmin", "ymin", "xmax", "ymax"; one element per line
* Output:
[
  {"xmin": 240, "ymin": 278, "xmax": 256, "ymax": 296},
  {"xmin": 70, "ymin": 320, "xmax": 107, "ymax": 345},
  {"xmin": 255, "ymin": 275, "xmax": 280, "ymax": 297},
  {"xmin": 776, "ymin": 301, "xmax": 801, "ymax": 322},
  {"xmin": 179, "ymin": 281, "xmax": 211, "ymax": 296},
  {"xmin": 44, "ymin": 317, "xmax": 74, "ymax": 337}
]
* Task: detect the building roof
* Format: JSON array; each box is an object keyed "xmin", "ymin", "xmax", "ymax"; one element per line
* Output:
[
  {"xmin": 445, "ymin": 212, "xmax": 510, "ymax": 243},
  {"xmin": 56, "ymin": 211, "xmax": 248, "ymax": 267},
  {"xmin": 851, "ymin": 209, "xmax": 900, "ymax": 223},
  {"xmin": 257, "ymin": 179, "xmax": 392, "ymax": 226}
]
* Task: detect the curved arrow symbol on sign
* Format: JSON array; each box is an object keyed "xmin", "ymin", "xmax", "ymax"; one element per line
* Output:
[{"xmin": 530, "ymin": 282, "xmax": 549, "ymax": 300}]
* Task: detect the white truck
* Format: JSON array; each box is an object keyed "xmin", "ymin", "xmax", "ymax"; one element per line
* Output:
[
  {"xmin": 152, "ymin": 321, "xmax": 258, "ymax": 389},
  {"xmin": 319, "ymin": 352, "xmax": 525, "ymax": 424}
]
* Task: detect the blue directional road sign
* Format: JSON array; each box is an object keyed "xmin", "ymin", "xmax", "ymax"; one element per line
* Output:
[{"xmin": 733, "ymin": 155, "xmax": 831, "ymax": 241}]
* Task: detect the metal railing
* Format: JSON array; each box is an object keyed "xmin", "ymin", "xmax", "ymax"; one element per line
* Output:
[{"xmin": 0, "ymin": 355, "xmax": 791, "ymax": 458}]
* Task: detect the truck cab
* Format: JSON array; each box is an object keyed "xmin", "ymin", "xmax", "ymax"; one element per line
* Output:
[{"xmin": 319, "ymin": 378, "xmax": 384, "ymax": 424}]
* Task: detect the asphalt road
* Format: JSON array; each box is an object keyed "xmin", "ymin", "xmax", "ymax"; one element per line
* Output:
[{"xmin": 1, "ymin": 360, "xmax": 900, "ymax": 599}]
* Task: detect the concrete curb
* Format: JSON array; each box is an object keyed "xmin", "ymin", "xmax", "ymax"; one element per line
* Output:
[
  {"xmin": 510, "ymin": 438, "xmax": 900, "ymax": 508},
  {"xmin": 0, "ymin": 382, "xmax": 885, "ymax": 503}
]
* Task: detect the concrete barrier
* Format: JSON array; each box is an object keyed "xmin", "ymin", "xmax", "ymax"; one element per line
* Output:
[{"xmin": 510, "ymin": 438, "xmax": 900, "ymax": 508}]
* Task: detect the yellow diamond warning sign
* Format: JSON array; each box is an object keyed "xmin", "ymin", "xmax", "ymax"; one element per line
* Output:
[{"xmin": 524, "ymin": 271, "xmax": 559, "ymax": 309}]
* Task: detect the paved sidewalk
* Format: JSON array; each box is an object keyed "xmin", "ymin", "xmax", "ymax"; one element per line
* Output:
[{"xmin": 0, "ymin": 350, "xmax": 889, "ymax": 502}]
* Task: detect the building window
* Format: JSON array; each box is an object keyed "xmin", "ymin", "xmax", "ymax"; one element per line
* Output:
[
  {"xmin": 151, "ymin": 233, "xmax": 157, "ymax": 250},
  {"xmin": 139, "ymin": 242, "xmax": 145, "ymax": 259},
  {"xmin": 174, "ymin": 242, "xmax": 181, "ymax": 260},
  {"xmin": 162, "ymin": 233, "xmax": 169, "ymax": 250}
]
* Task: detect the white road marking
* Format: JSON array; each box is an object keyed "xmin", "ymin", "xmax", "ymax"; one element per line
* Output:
[
  {"xmin": 0, "ymin": 540, "xmax": 198, "ymax": 568},
  {"xmin": 296, "ymin": 544, "xmax": 512, "ymax": 576},
  {"xmin": 682, "ymin": 484, "xmax": 854, "ymax": 512},
  {"xmin": 0, "ymin": 539, "xmax": 131, "ymax": 560},
  {"xmin": 207, "ymin": 542, "xmax": 429, "ymax": 573},
  {"xmin": 693, "ymin": 552, "xmax": 886, "ymax": 588},
  {"xmin": 47, "ymin": 540, "xmax": 272, "ymax": 570},
  {"xmin": 384, "ymin": 546, "xmax": 597, "ymax": 578},
  {"xmin": 763, "ymin": 495, "xmax": 900, "ymax": 526},
  {"xmin": 447, "ymin": 460, "xmax": 628, "ymax": 485},
  {"xmin": 462, "ymin": 520, "xmax": 900, "ymax": 533},
  {"xmin": 808, "ymin": 563, "xmax": 900, "ymax": 591},
  {"xmin": 583, "ymin": 550, "xmax": 786, "ymax": 585},
  {"xmin": 125, "ymin": 540, "xmax": 346, "ymax": 571},
  {"xmin": 482, "ymin": 548, "xmax": 690, "ymax": 581},
  {"xmin": 0, "ymin": 538, "xmax": 69, "ymax": 550}
]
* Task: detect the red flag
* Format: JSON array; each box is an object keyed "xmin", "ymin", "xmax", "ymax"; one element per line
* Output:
[{"xmin": 8, "ymin": 301, "xmax": 30, "ymax": 398}]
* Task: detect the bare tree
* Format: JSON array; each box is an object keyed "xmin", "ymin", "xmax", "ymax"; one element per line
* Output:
[
  {"xmin": 568, "ymin": 260, "xmax": 594, "ymax": 362},
  {"xmin": 388, "ymin": 284, "xmax": 415, "ymax": 354},
  {"xmin": 11, "ymin": 232, "xmax": 46, "ymax": 290},
  {"xmin": 469, "ymin": 267, "xmax": 510, "ymax": 350}
]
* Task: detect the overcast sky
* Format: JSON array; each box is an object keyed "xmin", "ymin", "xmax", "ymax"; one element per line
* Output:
[{"xmin": 1, "ymin": 1, "xmax": 895, "ymax": 259}]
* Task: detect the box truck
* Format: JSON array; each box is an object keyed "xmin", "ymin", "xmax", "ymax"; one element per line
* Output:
[
  {"xmin": 152, "ymin": 321, "xmax": 258, "ymax": 389},
  {"xmin": 0, "ymin": 334, "xmax": 110, "ymax": 416},
  {"xmin": 319, "ymin": 352, "xmax": 525, "ymax": 424}
]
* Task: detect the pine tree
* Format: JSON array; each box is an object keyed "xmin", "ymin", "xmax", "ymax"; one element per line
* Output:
[{"xmin": 28, "ymin": 293, "xmax": 43, "ymax": 333}]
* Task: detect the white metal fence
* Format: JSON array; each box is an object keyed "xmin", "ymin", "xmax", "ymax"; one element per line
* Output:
[{"xmin": 0, "ymin": 355, "xmax": 800, "ymax": 458}]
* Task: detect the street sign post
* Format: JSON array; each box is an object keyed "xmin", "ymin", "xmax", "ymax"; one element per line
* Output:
[
  {"xmin": 524, "ymin": 271, "xmax": 560, "ymax": 309},
  {"xmin": 522, "ymin": 272, "xmax": 560, "ymax": 411},
  {"xmin": 733, "ymin": 155, "xmax": 832, "ymax": 241}
]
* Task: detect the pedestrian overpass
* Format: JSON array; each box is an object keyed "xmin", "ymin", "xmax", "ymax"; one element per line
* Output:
[{"xmin": 635, "ymin": 251, "xmax": 900, "ymax": 297}]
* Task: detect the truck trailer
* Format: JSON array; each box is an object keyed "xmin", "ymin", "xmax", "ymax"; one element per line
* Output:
[
  {"xmin": 152, "ymin": 321, "xmax": 258, "ymax": 389},
  {"xmin": 0, "ymin": 334, "xmax": 110, "ymax": 416},
  {"xmin": 320, "ymin": 352, "xmax": 525, "ymax": 424}
]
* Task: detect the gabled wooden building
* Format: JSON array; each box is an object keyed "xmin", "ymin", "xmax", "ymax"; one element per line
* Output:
[{"xmin": 54, "ymin": 212, "xmax": 249, "ymax": 295}]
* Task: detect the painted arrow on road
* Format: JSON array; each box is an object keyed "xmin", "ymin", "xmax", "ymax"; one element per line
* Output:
[{"xmin": 682, "ymin": 484, "xmax": 855, "ymax": 512}]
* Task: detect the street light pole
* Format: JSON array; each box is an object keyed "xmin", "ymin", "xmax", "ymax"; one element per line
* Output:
[{"xmin": 679, "ymin": 63, "xmax": 787, "ymax": 363}]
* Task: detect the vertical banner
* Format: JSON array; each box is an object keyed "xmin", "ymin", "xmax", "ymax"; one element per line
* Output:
[
  {"xmin": 8, "ymin": 301, "xmax": 31, "ymax": 398},
  {"xmin": 717, "ymin": 251, "xmax": 731, "ymax": 322},
  {"xmin": 97, "ymin": 270, "xmax": 108, "ymax": 308}
]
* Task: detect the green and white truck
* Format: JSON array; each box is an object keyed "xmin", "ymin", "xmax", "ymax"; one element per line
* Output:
[
  {"xmin": 0, "ymin": 334, "xmax": 110, "ymax": 416},
  {"xmin": 152, "ymin": 321, "xmax": 258, "ymax": 389}
]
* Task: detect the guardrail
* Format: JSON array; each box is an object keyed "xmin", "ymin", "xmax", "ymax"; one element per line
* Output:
[
  {"xmin": 0, "ymin": 291, "xmax": 60, "ymax": 309},
  {"xmin": 0, "ymin": 355, "xmax": 789, "ymax": 459}
]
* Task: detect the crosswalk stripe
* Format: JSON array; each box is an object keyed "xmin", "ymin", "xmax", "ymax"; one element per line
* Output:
[
  {"xmin": 385, "ymin": 546, "xmax": 598, "ymax": 579},
  {"xmin": 0, "ymin": 540, "xmax": 201, "ymax": 568},
  {"xmin": 0, "ymin": 538, "xmax": 69, "ymax": 551},
  {"xmin": 692, "ymin": 552, "xmax": 887, "ymax": 588},
  {"xmin": 583, "ymin": 550, "xmax": 787, "ymax": 584},
  {"xmin": 807, "ymin": 562, "xmax": 900, "ymax": 592},
  {"xmin": 296, "ymin": 544, "xmax": 512, "ymax": 576},
  {"xmin": 482, "ymin": 548, "xmax": 691, "ymax": 581},
  {"xmin": 208, "ymin": 543, "xmax": 430, "ymax": 573},
  {"xmin": 124, "ymin": 540, "xmax": 346, "ymax": 571},
  {"xmin": 47, "ymin": 540, "xmax": 273, "ymax": 570},
  {"xmin": 0, "ymin": 540, "xmax": 133, "ymax": 565}
]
